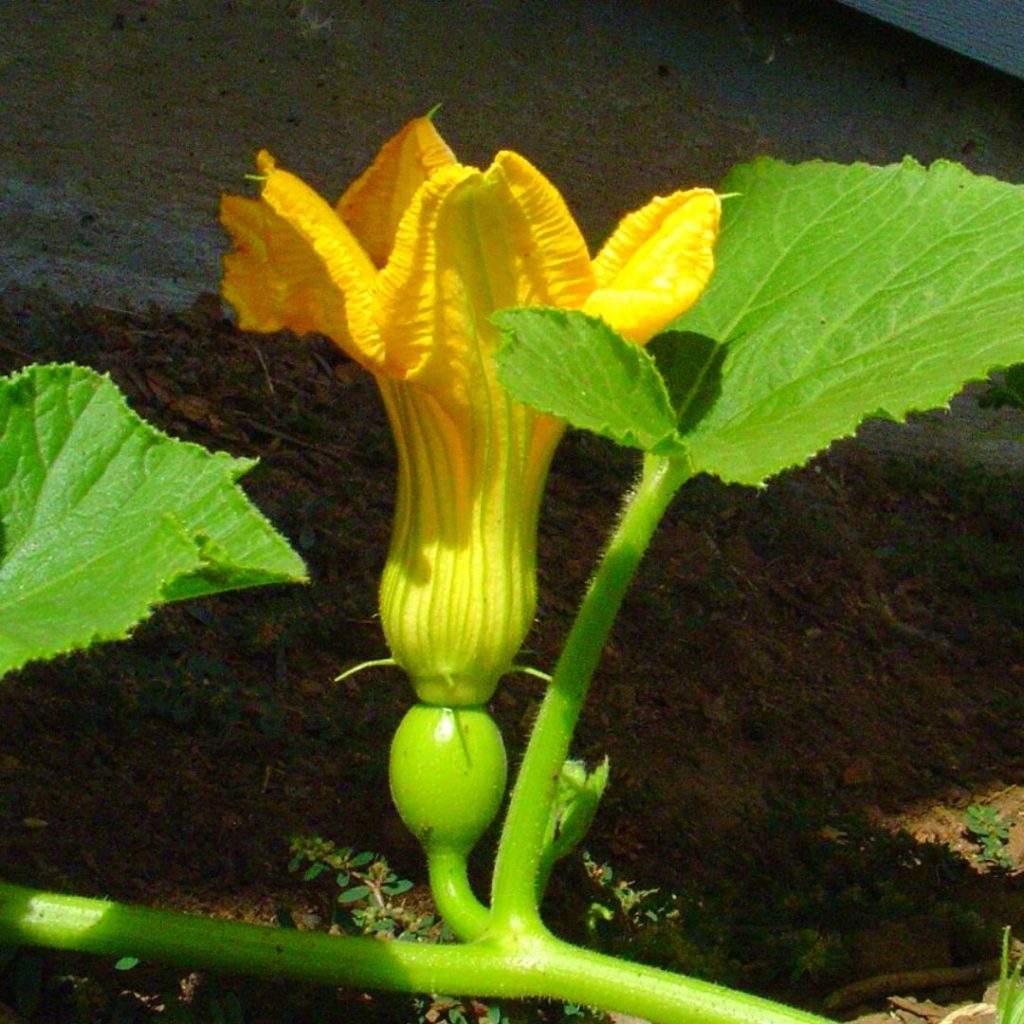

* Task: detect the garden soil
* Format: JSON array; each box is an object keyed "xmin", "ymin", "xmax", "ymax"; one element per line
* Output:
[
  {"xmin": 2, "ymin": 288, "xmax": 1024, "ymax": 1022},
  {"xmin": 3, "ymin": 2, "xmax": 1024, "ymax": 1023}
]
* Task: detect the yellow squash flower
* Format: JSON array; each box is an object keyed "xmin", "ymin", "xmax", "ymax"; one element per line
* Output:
[{"xmin": 220, "ymin": 116, "xmax": 720, "ymax": 706}]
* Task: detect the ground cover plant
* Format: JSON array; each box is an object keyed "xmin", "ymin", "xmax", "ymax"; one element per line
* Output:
[{"xmin": 3, "ymin": 114, "xmax": 1024, "ymax": 1023}]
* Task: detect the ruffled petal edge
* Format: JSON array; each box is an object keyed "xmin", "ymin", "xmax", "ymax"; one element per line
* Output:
[
  {"xmin": 586, "ymin": 188, "xmax": 721, "ymax": 342},
  {"xmin": 249, "ymin": 150, "xmax": 385, "ymax": 368},
  {"xmin": 336, "ymin": 115, "xmax": 457, "ymax": 269}
]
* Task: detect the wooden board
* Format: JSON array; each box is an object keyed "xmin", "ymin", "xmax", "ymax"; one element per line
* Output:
[{"xmin": 836, "ymin": 0, "xmax": 1024, "ymax": 79}]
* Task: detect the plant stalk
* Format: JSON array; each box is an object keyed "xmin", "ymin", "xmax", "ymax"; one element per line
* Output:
[
  {"xmin": 0, "ymin": 881, "xmax": 831, "ymax": 1024},
  {"xmin": 489, "ymin": 453, "xmax": 692, "ymax": 932}
]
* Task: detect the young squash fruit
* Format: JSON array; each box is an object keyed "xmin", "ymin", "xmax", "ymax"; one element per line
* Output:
[{"xmin": 389, "ymin": 704, "xmax": 507, "ymax": 856}]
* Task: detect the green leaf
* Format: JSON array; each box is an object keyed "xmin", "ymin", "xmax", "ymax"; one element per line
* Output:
[
  {"xmin": 646, "ymin": 330, "xmax": 726, "ymax": 434},
  {"xmin": 544, "ymin": 756, "xmax": 610, "ymax": 868},
  {"xmin": 337, "ymin": 885, "xmax": 370, "ymax": 904},
  {"xmin": 0, "ymin": 363, "xmax": 307, "ymax": 678},
  {"xmin": 492, "ymin": 308, "xmax": 685, "ymax": 454},
  {"xmin": 674, "ymin": 157, "xmax": 1024, "ymax": 484}
]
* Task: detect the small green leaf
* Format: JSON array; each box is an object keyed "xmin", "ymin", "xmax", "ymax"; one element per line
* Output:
[
  {"xmin": 337, "ymin": 885, "xmax": 370, "ymax": 904},
  {"xmin": 382, "ymin": 878, "xmax": 413, "ymax": 896},
  {"xmin": 347, "ymin": 851, "xmax": 375, "ymax": 868},
  {"xmin": 0, "ymin": 363, "xmax": 307, "ymax": 677},
  {"xmin": 543, "ymin": 757, "xmax": 610, "ymax": 869},
  {"xmin": 114, "ymin": 956, "xmax": 140, "ymax": 970},
  {"xmin": 492, "ymin": 308, "xmax": 686, "ymax": 454}
]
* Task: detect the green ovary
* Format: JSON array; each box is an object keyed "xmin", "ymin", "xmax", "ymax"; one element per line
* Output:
[{"xmin": 389, "ymin": 704, "xmax": 508, "ymax": 856}]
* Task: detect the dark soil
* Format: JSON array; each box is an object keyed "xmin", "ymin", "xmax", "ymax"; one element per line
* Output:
[{"xmin": 2, "ymin": 285, "xmax": 1024, "ymax": 1023}]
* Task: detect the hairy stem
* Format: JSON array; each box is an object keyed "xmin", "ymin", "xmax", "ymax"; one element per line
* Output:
[{"xmin": 489, "ymin": 454, "xmax": 692, "ymax": 932}]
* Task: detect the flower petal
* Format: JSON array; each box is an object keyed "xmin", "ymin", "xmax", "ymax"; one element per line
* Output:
[
  {"xmin": 585, "ymin": 188, "xmax": 721, "ymax": 343},
  {"xmin": 375, "ymin": 152, "xmax": 595, "ymax": 388},
  {"xmin": 224, "ymin": 150, "xmax": 387, "ymax": 369},
  {"xmin": 489, "ymin": 150, "xmax": 596, "ymax": 311},
  {"xmin": 220, "ymin": 191, "xmax": 358, "ymax": 352},
  {"xmin": 373, "ymin": 156, "xmax": 583, "ymax": 700},
  {"xmin": 372, "ymin": 163, "xmax": 478, "ymax": 381},
  {"xmin": 336, "ymin": 116, "xmax": 457, "ymax": 269}
]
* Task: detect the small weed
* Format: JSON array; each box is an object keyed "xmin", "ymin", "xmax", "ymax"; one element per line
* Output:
[
  {"xmin": 576, "ymin": 803, "xmax": 999, "ymax": 993},
  {"xmin": 287, "ymin": 836, "xmax": 439, "ymax": 941},
  {"xmin": 964, "ymin": 804, "xmax": 1014, "ymax": 870},
  {"xmin": 583, "ymin": 851, "xmax": 679, "ymax": 937},
  {"xmin": 580, "ymin": 851, "xmax": 735, "ymax": 982},
  {"xmin": 287, "ymin": 837, "xmax": 603, "ymax": 1023},
  {"xmin": 410, "ymin": 994, "xmax": 511, "ymax": 1024}
]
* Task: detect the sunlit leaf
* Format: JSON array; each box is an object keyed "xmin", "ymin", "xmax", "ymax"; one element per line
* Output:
[
  {"xmin": 674, "ymin": 157, "xmax": 1024, "ymax": 484},
  {"xmin": 0, "ymin": 363, "xmax": 307, "ymax": 677}
]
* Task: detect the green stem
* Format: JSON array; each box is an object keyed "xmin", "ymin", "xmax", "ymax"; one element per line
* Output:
[
  {"xmin": 426, "ymin": 848, "xmax": 489, "ymax": 941},
  {"xmin": 0, "ymin": 881, "xmax": 831, "ymax": 1024},
  {"xmin": 490, "ymin": 454, "xmax": 692, "ymax": 931}
]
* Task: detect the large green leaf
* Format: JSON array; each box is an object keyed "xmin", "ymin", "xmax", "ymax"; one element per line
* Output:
[
  {"xmin": 0, "ymin": 363, "xmax": 307, "ymax": 677},
  {"xmin": 675, "ymin": 157, "xmax": 1024, "ymax": 484},
  {"xmin": 646, "ymin": 330, "xmax": 727, "ymax": 435}
]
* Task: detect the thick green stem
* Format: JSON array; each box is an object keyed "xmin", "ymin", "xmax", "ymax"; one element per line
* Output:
[
  {"xmin": 426, "ymin": 848, "xmax": 489, "ymax": 941},
  {"xmin": 490, "ymin": 454, "xmax": 692, "ymax": 931},
  {"xmin": 0, "ymin": 881, "xmax": 831, "ymax": 1024}
]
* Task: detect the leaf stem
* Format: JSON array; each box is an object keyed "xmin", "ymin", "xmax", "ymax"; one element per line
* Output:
[{"xmin": 489, "ymin": 453, "xmax": 693, "ymax": 932}]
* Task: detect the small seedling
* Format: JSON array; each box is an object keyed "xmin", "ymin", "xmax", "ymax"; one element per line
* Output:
[
  {"xmin": 964, "ymin": 805, "xmax": 1014, "ymax": 869},
  {"xmin": 287, "ymin": 836, "xmax": 437, "ymax": 940}
]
